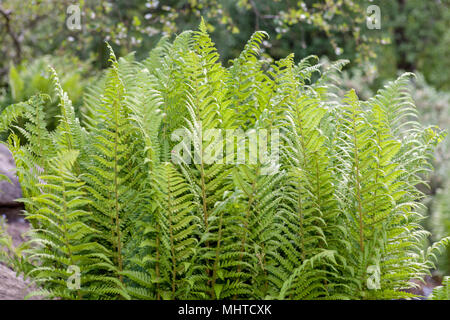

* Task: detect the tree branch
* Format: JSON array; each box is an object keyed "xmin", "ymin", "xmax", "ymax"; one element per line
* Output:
[
  {"xmin": 249, "ymin": 0, "xmax": 261, "ymax": 30},
  {"xmin": 0, "ymin": 6, "xmax": 22, "ymax": 63}
]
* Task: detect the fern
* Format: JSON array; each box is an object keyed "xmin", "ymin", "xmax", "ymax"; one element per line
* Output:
[
  {"xmin": 0, "ymin": 23, "xmax": 448, "ymax": 300},
  {"xmin": 429, "ymin": 276, "xmax": 450, "ymax": 300}
]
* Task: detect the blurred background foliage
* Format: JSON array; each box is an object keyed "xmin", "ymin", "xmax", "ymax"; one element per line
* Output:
[
  {"xmin": 1, "ymin": 0, "xmax": 449, "ymax": 86},
  {"xmin": 0, "ymin": 0, "xmax": 449, "ymax": 273}
]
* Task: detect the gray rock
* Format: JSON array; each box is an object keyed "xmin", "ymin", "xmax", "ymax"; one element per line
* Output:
[
  {"xmin": 0, "ymin": 144, "xmax": 21, "ymax": 206},
  {"xmin": 0, "ymin": 263, "xmax": 41, "ymax": 300}
]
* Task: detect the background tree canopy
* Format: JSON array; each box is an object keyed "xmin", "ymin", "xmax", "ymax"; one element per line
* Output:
[{"xmin": 0, "ymin": 0, "xmax": 448, "ymax": 89}]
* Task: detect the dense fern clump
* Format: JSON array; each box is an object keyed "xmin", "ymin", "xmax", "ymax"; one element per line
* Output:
[{"xmin": 1, "ymin": 22, "xmax": 449, "ymax": 300}]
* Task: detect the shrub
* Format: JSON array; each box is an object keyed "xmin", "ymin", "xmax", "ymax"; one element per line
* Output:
[{"xmin": 0, "ymin": 22, "xmax": 449, "ymax": 300}]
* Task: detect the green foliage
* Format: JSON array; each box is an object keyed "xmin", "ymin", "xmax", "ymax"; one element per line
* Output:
[
  {"xmin": 0, "ymin": 24, "xmax": 448, "ymax": 300},
  {"xmin": 2, "ymin": 0, "xmax": 448, "ymax": 93},
  {"xmin": 0, "ymin": 55, "xmax": 92, "ymax": 128},
  {"xmin": 0, "ymin": 215, "xmax": 29, "ymax": 272},
  {"xmin": 379, "ymin": 0, "xmax": 450, "ymax": 90},
  {"xmin": 0, "ymin": 0, "xmax": 378, "ymax": 73},
  {"xmin": 429, "ymin": 276, "xmax": 450, "ymax": 300},
  {"xmin": 339, "ymin": 66, "xmax": 450, "ymax": 276},
  {"xmin": 2, "ymin": 55, "xmax": 89, "ymax": 106}
]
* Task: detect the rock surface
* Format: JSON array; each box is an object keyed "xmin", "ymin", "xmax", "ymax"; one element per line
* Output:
[
  {"xmin": 0, "ymin": 144, "xmax": 21, "ymax": 207},
  {"xmin": 0, "ymin": 220, "xmax": 40, "ymax": 300},
  {"xmin": 0, "ymin": 264, "xmax": 38, "ymax": 300}
]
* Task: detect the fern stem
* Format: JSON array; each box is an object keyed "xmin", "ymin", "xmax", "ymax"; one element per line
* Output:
[
  {"xmin": 155, "ymin": 223, "xmax": 161, "ymax": 300},
  {"xmin": 210, "ymin": 211, "xmax": 224, "ymax": 299},
  {"xmin": 113, "ymin": 100, "xmax": 124, "ymax": 284},
  {"xmin": 61, "ymin": 180, "xmax": 82, "ymax": 300},
  {"xmin": 200, "ymin": 162, "xmax": 209, "ymax": 229},
  {"xmin": 238, "ymin": 167, "xmax": 257, "ymax": 267},
  {"xmin": 295, "ymin": 105, "xmax": 308, "ymax": 261},
  {"xmin": 167, "ymin": 170, "xmax": 177, "ymax": 298},
  {"xmin": 35, "ymin": 101, "xmax": 43, "ymax": 157},
  {"xmin": 352, "ymin": 109, "xmax": 365, "ymax": 253},
  {"xmin": 235, "ymin": 165, "xmax": 258, "ymax": 299}
]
